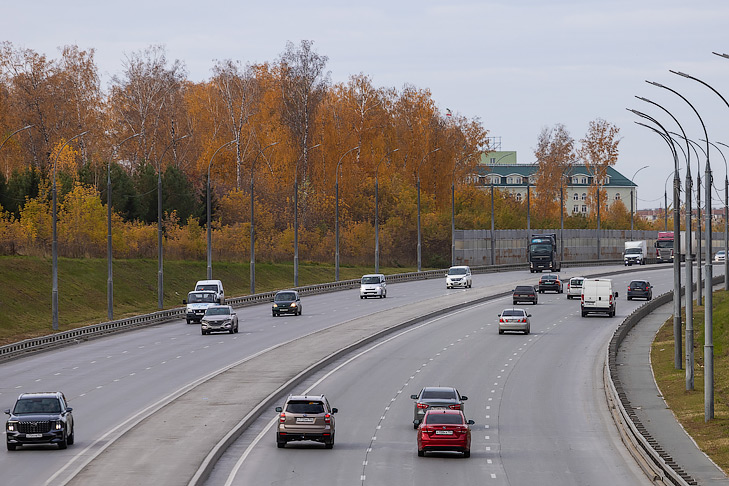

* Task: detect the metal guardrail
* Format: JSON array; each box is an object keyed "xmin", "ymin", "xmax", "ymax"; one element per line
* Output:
[
  {"xmin": 0, "ymin": 259, "xmax": 622, "ymax": 363},
  {"xmin": 606, "ymin": 274, "xmax": 725, "ymax": 486}
]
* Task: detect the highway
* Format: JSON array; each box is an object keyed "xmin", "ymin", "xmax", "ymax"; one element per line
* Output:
[{"xmin": 0, "ymin": 264, "xmax": 691, "ymax": 485}]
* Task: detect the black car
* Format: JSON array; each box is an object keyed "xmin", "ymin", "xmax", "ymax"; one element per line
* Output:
[
  {"xmin": 5, "ymin": 392, "xmax": 74, "ymax": 450},
  {"xmin": 627, "ymin": 280, "xmax": 653, "ymax": 301},
  {"xmin": 538, "ymin": 274, "xmax": 563, "ymax": 293},
  {"xmin": 513, "ymin": 285, "xmax": 538, "ymax": 305},
  {"xmin": 272, "ymin": 290, "xmax": 302, "ymax": 317},
  {"xmin": 410, "ymin": 386, "xmax": 468, "ymax": 429}
]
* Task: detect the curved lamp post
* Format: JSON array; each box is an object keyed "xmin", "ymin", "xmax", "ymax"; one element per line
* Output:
[
  {"xmin": 107, "ymin": 132, "xmax": 140, "ymax": 320},
  {"xmin": 0, "ymin": 124, "xmax": 34, "ymax": 153},
  {"xmin": 416, "ymin": 147, "xmax": 440, "ymax": 272},
  {"xmin": 335, "ymin": 145, "xmax": 360, "ymax": 281},
  {"xmin": 375, "ymin": 148, "xmax": 398, "ymax": 273},
  {"xmin": 294, "ymin": 143, "xmax": 321, "ymax": 287},
  {"xmin": 52, "ymin": 130, "xmax": 89, "ymax": 331},
  {"xmin": 250, "ymin": 141, "xmax": 279, "ymax": 294},
  {"xmin": 156, "ymin": 134, "xmax": 190, "ymax": 309},
  {"xmin": 629, "ymin": 165, "xmax": 649, "ymax": 237},
  {"xmin": 206, "ymin": 139, "xmax": 236, "ymax": 280},
  {"xmin": 630, "ymin": 108, "xmax": 683, "ymax": 372},
  {"xmin": 652, "ymin": 74, "xmax": 714, "ymax": 421},
  {"xmin": 715, "ymin": 141, "xmax": 729, "ymax": 292}
]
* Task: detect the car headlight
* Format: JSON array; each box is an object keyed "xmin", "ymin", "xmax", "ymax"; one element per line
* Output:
[
  {"xmin": 7, "ymin": 422, "xmax": 16, "ymax": 431},
  {"xmin": 290, "ymin": 302, "xmax": 297, "ymax": 308},
  {"xmin": 54, "ymin": 421, "xmax": 63, "ymax": 430},
  {"xmin": 272, "ymin": 303, "xmax": 278, "ymax": 308}
]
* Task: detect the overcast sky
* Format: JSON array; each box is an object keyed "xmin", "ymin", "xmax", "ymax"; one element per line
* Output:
[{"xmin": 4, "ymin": 0, "xmax": 729, "ymax": 210}]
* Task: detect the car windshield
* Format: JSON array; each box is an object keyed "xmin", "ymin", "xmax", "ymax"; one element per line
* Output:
[
  {"xmin": 514, "ymin": 286, "xmax": 533, "ymax": 292},
  {"xmin": 625, "ymin": 248, "xmax": 641, "ymax": 254},
  {"xmin": 421, "ymin": 389, "xmax": 457, "ymax": 400},
  {"xmin": 188, "ymin": 292, "xmax": 217, "ymax": 303},
  {"xmin": 630, "ymin": 281, "xmax": 647, "ymax": 289},
  {"xmin": 275, "ymin": 292, "xmax": 296, "ymax": 302},
  {"xmin": 656, "ymin": 241, "xmax": 673, "ymax": 249},
  {"xmin": 286, "ymin": 401, "xmax": 325, "ymax": 414},
  {"xmin": 205, "ymin": 307, "xmax": 230, "ymax": 316},
  {"xmin": 426, "ymin": 413, "xmax": 464, "ymax": 425},
  {"xmin": 542, "ymin": 275, "xmax": 557, "ymax": 280},
  {"xmin": 361, "ymin": 276, "xmax": 381, "ymax": 284},
  {"xmin": 13, "ymin": 398, "xmax": 61, "ymax": 414},
  {"xmin": 196, "ymin": 284, "xmax": 219, "ymax": 292},
  {"xmin": 502, "ymin": 310, "xmax": 526, "ymax": 317},
  {"xmin": 448, "ymin": 267, "xmax": 467, "ymax": 275},
  {"xmin": 570, "ymin": 279, "xmax": 583, "ymax": 285},
  {"xmin": 529, "ymin": 244, "xmax": 551, "ymax": 254}
]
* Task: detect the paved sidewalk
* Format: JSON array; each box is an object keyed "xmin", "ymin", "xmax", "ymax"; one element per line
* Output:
[{"xmin": 615, "ymin": 301, "xmax": 729, "ymax": 485}]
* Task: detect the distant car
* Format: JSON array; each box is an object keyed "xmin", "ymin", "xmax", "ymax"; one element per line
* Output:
[
  {"xmin": 566, "ymin": 277, "xmax": 584, "ymax": 300},
  {"xmin": 714, "ymin": 250, "xmax": 726, "ymax": 263},
  {"xmin": 498, "ymin": 308, "xmax": 531, "ymax": 335},
  {"xmin": 411, "ymin": 387, "xmax": 468, "ymax": 428},
  {"xmin": 538, "ymin": 274, "xmax": 563, "ymax": 293},
  {"xmin": 512, "ymin": 285, "xmax": 538, "ymax": 305},
  {"xmin": 201, "ymin": 305, "xmax": 239, "ymax": 335},
  {"xmin": 275, "ymin": 395, "xmax": 337, "ymax": 449},
  {"xmin": 627, "ymin": 280, "xmax": 653, "ymax": 301},
  {"xmin": 272, "ymin": 290, "xmax": 302, "ymax": 317},
  {"xmin": 417, "ymin": 409, "xmax": 474, "ymax": 458},
  {"xmin": 360, "ymin": 274, "xmax": 387, "ymax": 299},
  {"xmin": 446, "ymin": 266, "xmax": 472, "ymax": 289},
  {"xmin": 5, "ymin": 392, "xmax": 74, "ymax": 450},
  {"xmin": 183, "ymin": 291, "xmax": 219, "ymax": 324}
]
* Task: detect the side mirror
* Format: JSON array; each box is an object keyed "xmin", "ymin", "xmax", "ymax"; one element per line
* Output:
[
  {"xmin": 461, "ymin": 396, "xmax": 468, "ymax": 401},
  {"xmin": 467, "ymin": 419, "xmax": 475, "ymax": 425},
  {"xmin": 413, "ymin": 419, "xmax": 421, "ymax": 426},
  {"xmin": 410, "ymin": 394, "xmax": 419, "ymax": 400},
  {"xmin": 4, "ymin": 409, "xmax": 10, "ymax": 415},
  {"xmin": 275, "ymin": 406, "xmax": 282, "ymax": 412},
  {"xmin": 331, "ymin": 408, "xmax": 338, "ymax": 414},
  {"xmin": 182, "ymin": 300, "xmax": 187, "ymax": 305},
  {"xmin": 66, "ymin": 407, "xmax": 73, "ymax": 413},
  {"xmin": 614, "ymin": 292, "xmax": 619, "ymax": 298},
  {"xmin": 527, "ymin": 314, "xmax": 532, "ymax": 318}
]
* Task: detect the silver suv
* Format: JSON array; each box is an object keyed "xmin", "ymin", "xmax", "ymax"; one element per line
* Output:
[
  {"xmin": 410, "ymin": 386, "xmax": 468, "ymax": 428},
  {"xmin": 275, "ymin": 395, "xmax": 337, "ymax": 448}
]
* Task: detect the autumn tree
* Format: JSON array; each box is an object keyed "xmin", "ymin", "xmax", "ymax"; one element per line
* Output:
[
  {"xmin": 578, "ymin": 118, "xmax": 621, "ymax": 214},
  {"xmin": 533, "ymin": 123, "xmax": 576, "ymax": 219}
]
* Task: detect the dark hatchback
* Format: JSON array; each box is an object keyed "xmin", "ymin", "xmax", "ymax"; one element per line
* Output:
[
  {"xmin": 538, "ymin": 274, "xmax": 563, "ymax": 293},
  {"xmin": 627, "ymin": 280, "xmax": 653, "ymax": 301},
  {"xmin": 5, "ymin": 392, "xmax": 74, "ymax": 450},
  {"xmin": 272, "ymin": 290, "xmax": 302, "ymax": 317},
  {"xmin": 513, "ymin": 285, "xmax": 538, "ymax": 305}
]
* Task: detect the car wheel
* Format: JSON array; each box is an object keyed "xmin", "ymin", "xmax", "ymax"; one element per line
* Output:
[
  {"xmin": 418, "ymin": 450, "xmax": 425, "ymax": 457},
  {"xmin": 186, "ymin": 318, "xmax": 190, "ymax": 324},
  {"xmin": 229, "ymin": 327, "xmax": 234, "ymax": 334},
  {"xmin": 6, "ymin": 442, "xmax": 16, "ymax": 451},
  {"xmin": 201, "ymin": 329, "xmax": 206, "ymax": 335},
  {"xmin": 58, "ymin": 435, "xmax": 68, "ymax": 450},
  {"xmin": 582, "ymin": 310, "xmax": 587, "ymax": 317},
  {"xmin": 463, "ymin": 450, "xmax": 471, "ymax": 458},
  {"xmin": 277, "ymin": 440, "xmax": 286, "ymax": 448},
  {"xmin": 498, "ymin": 329, "xmax": 504, "ymax": 335},
  {"xmin": 524, "ymin": 327, "xmax": 530, "ymax": 335},
  {"xmin": 67, "ymin": 428, "xmax": 75, "ymax": 445},
  {"xmin": 325, "ymin": 439, "xmax": 334, "ymax": 449},
  {"xmin": 627, "ymin": 296, "xmax": 632, "ymax": 301},
  {"xmin": 513, "ymin": 301, "xmax": 517, "ymax": 305},
  {"xmin": 235, "ymin": 325, "xmax": 239, "ymax": 333}
]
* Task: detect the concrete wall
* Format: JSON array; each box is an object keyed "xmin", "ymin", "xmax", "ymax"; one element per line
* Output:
[{"xmin": 454, "ymin": 229, "xmax": 727, "ymax": 266}]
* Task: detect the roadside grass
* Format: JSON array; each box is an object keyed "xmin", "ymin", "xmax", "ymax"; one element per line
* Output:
[
  {"xmin": 0, "ymin": 256, "xmax": 418, "ymax": 346},
  {"xmin": 651, "ymin": 289, "xmax": 729, "ymax": 472}
]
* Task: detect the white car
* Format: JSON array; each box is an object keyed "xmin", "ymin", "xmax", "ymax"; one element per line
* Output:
[
  {"xmin": 498, "ymin": 308, "xmax": 531, "ymax": 334},
  {"xmin": 446, "ymin": 266, "xmax": 472, "ymax": 289},
  {"xmin": 566, "ymin": 276, "xmax": 584, "ymax": 300},
  {"xmin": 360, "ymin": 274, "xmax": 387, "ymax": 299},
  {"xmin": 714, "ymin": 250, "xmax": 726, "ymax": 263}
]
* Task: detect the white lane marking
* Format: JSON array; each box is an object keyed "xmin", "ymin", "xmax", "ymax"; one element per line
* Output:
[{"xmin": 491, "ymin": 473, "xmax": 497, "ymax": 478}]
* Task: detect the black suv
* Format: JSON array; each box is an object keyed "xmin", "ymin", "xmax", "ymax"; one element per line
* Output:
[
  {"xmin": 5, "ymin": 392, "xmax": 74, "ymax": 450},
  {"xmin": 272, "ymin": 290, "xmax": 302, "ymax": 317},
  {"xmin": 538, "ymin": 274, "xmax": 563, "ymax": 293},
  {"xmin": 513, "ymin": 285, "xmax": 538, "ymax": 305},
  {"xmin": 627, "ymin": 280, "xmax": 653, "ymax": 301}
]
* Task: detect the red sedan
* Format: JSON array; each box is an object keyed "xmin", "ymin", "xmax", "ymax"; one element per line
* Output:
[{"xmin": 417, "ymin": 409, "xmax": 474, "ymax": 457}]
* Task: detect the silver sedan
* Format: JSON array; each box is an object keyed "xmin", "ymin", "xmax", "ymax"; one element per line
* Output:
[{"xmin": 498, "ymin": 308, "xmax": 531, "ymax": 335}]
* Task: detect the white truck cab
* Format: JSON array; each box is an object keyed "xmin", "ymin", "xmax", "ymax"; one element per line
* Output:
[
  {"xmin": 581, "ymin": 278, "xmax": 618, "ymax": 317},
  {"xmin": 195, "ymin": 280, "xmax": 225, "ymax": 304}
]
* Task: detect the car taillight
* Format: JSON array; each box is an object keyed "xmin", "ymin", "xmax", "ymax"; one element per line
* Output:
[
  {"xmin": 581, "ymin": 294, "xmax": 584, "ymax": 303},
  {"xmin": 609, "ymin": 294, "xmax": 613, "ymax": 304},
  {"xmin": 279, "ymin": 413, "xmax": 286, "ymax": 423},
  {"xmin": 449, "ymin": 404, "xmax": 461, "ymax": 410},
  {"xmin": 324, "ymin": 413, "xmax": 331, "ymax": 424},
  {"xmin": 521, "ymin": 318, "xmax": 527, "ymax": 323},
  {"xmin": 499, "ymin": 318, "xmax": 504, "ymax": 323},
  {"xmin": 417, "ymin": 403, "xmax": 429, "ymax": 409}
]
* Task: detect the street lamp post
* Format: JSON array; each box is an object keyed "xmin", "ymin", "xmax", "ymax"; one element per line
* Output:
[
  {"xmin": 375, "ymin": 148, "xmax": 398, "ymax": 273},
  {"xmin": 653, "ymin": 73, "xmax": 713, "ymax": 420},
  {"xmin": 107, "ymin": 132, "xmax": 139, "ymax": 321},
  {"xmin": 629, "ymin": 165, "xmax": 650, "ymax": 238},
  {"xmin": 0, "ymin": 124, "xmax": 34, "ymax": 154},
  {"xmin": 52, "ymin": 130, "xmax": 88, "ymax": 331},
  {"xmin": 206, "ymin": 139, "xmax": 236, "ymax": 280},
  {"xmin": 294, "ymin": 143, "xmax": 321, "ymax": 287},
  {"xmin": 715, "ymin": 141, "xmax": 729, "ymax": 291},
  {"xmin": 490, "ymin": 181, "xmax": 496, "ymax": 265},
  {"xmin": 250, "ymin": 141, "xmax": 278, "ymax": 294},
  {"xmin": 156, "ymin": 134, "xmax": 189, "ymax": 310},
  {"xmin": 416, "ymin": 147, "xmax": 440, "ymax": 272},
  {"xmin": 335, "ymin": 145, "xmax": 360, "ymax": 281}
]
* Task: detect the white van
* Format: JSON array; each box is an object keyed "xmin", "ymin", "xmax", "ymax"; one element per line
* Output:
[
  {"xmin": 360, "ymin": 274, "xmax": 387, "ymax": 299},
  {"xmin": 195, "ymin": 280, "xmax": 225, "ymax": 304},
  {"xmin": 581, "ymin": 278, "xmax": 618, "ymax": 317}
]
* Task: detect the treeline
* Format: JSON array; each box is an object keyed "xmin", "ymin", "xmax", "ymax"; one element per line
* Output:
[{"xmin": 0, "ymin": 40, "xmax": 655, "ymax": 267}]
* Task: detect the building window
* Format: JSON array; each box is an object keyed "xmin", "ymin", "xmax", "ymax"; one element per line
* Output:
[
  {"xmin": 581, "ymin": 177, "xmax": 587, "ymax": 184},
  {"xmin": 490, "ymin": 157, "xmax": 496, "ymax": 164},
  {"xmin": 615, "ymin": 193, "xmax": 621, "ymax": 201},
  {"xmin": 581, "ymin": 193, "xmax": 587, "ymax": 201},
  {"xmin": 515, "ymin": 192, "xmax": 522, "ymax": 202},
  {"xmin": 573, "ymin": 205, "xmax": 579, "ymax": 213},
  {"xmin": 572, "ymin": 176, "xmax": 579, "ymax": 184},
  {"xmin": 491, "ymin": 176, "xmax": 501, "ymax": 184},
  {"xmin": 582, "ymin": 205, "xmax": 587, "ymax": 213},
  {"xmin": 573, "ymin": 193, "xmax": 579, "ymax": 201}
]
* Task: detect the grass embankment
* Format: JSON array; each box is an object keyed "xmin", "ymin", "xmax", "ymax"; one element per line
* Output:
[
  {"xmin": 0, "ymin": 256, "xmax": 417, "ymax": 346},
  {"xmin": 652, "ymin": 289, "xmax": 729, "ymax": 471}
]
